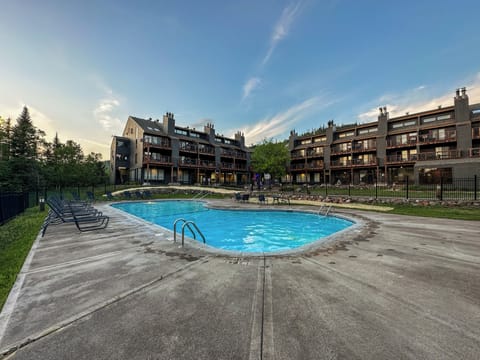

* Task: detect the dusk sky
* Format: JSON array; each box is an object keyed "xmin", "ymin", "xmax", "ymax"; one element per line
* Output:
[{"xmin": 1, "ymin": 0, "xmax": 480, "ymax": 159}]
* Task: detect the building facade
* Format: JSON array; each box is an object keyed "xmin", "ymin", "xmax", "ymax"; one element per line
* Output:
[
  {"xmin": 110, "ymin": 113, "xmax": 250, "ymax": 185},
  {"xmin": 289, "ymin": 88, "xmax": 480, "ymax": 185}
]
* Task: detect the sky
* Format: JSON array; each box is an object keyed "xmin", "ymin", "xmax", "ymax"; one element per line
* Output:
[{"xmin": 1, "ymin": 0, "xmax": 480, "ymax": 159}]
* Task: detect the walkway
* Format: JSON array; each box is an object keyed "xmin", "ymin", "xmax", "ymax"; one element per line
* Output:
[{"xmin": 0, "ymin": 200, "xmax": 479, "ymax": 359}]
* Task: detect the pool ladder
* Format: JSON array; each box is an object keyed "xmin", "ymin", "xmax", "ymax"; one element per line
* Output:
[
  {"xmin": 173, "ymin": 218, "xmax": 206, "ymax": 246},
  {"xmin": 191, "ymin": 191, "xmax": 209, "ymax": 200},
  {"xmin": 318, "ymin": 205, "xmax": 333, "ymax": 216}
]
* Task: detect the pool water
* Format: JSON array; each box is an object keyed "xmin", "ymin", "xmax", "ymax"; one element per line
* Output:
[{"xmin": 111, "ymin": 201, "xmax": 353, "ymax": 253}]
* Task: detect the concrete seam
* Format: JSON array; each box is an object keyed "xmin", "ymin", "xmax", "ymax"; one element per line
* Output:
[
  {"xmin": 262, "ymin": 258, "xmax": 274, "ymax": 360},
  {"xmin": 248, "ymin": 259, "xmax": 265, "ymax": 360},
  {"xmin": 0, "ymin": 257, "xmax": 210, "ymax": 357}
]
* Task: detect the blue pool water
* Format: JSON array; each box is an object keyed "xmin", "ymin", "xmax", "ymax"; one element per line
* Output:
[{"xmin": 111, "ymin": 201, "xmax": 354, "ymax": 253}]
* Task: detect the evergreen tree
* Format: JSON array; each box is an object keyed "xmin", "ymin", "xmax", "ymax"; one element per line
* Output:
[{"xmin": 8, "ymin": 107, "xmax": 43, "ymax": 190}]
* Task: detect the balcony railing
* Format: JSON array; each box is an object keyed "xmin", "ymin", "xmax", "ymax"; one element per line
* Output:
[
  {"xmin": 198, "ymin": 146, "xmax": 215, "ymax": 155},
  {"xmin": 290, "ymin": 161, "xmax": 324, "ymax": 171},
  {"xmin": 331, "ymin": 146, "xmax": 352, "ymax": 155},
  {"xmin": 386, "ymin": 154, "xmax": 418, "ymax": 164},
  {"xmin": 179, "ymin": 158, "xmax": 198, "ymax": 167},
  {"xmin": 307, "ymin": 150, "xmax": 324, "ymax": 157},
  {"xmin": 198, "ymin": 160, "xmax": 216, "ymax": 168},
  {"xmin": 351, "ymin": 158, "xmax": 377, "ymax": 167},
  {"xmin": 220, "ymin": 162, "xmax": 247, "ymax": 170},
  {"xmin": 418, "ymin": 130, "xmax": 456, "ymax": 145},
  {"xmin": 143, "ymin": 155, "xmax": 172, "ymax": 165},
  {"xmin": 220, "ymin": 150, "xmax": 246, "ymax": 159},
  {"xmin": 386, "ymin": 138, "xmax": 417, "ymax": 148},
  {"xmin": 472, "ymin": 127, "xmax": 480, "ymax": 139},
  {"xmin": 352, "ymin": 143, "xmax": 377, "ymax": 152},
  {"xmin": 330, "ymin": 160, "xmax": 352, "ymax": 168},
  {"xmin": 470, "ymin": 147, "xmax": 480, "ymax": 157},
  {"xmin": 179, "ymin": 143, "xmax": 198, "ymax": 153},
  {"xmin": 291, "ymin": 152, "xmax": 305, "ymax": 159},
  {"xmin": 143, "ymin": 140, "xmax": 171, "ymax": 149},
  {"xmin": 417, "ymin": 150, "xmax": 463, "ymax": 161}
]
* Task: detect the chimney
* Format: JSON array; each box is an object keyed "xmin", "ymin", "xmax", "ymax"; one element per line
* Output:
[{"xmin": 455, "ymin": 88, "xmax": 460, "ymax": 98}]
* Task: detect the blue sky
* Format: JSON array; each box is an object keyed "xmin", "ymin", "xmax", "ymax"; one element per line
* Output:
[{"xmin": 1, "ymin": 0, "xmax": 480, "ymax": 158}]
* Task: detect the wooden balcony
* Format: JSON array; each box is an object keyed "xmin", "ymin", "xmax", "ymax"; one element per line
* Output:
[
  {"xmin": 470, "ymin": 147, "xmax": 480, "ymax": 157},
  {"xmin": 472, "ymin": 127, "xmax": 480, "ymax": 139},
  {"xmin": 417, "ymin": 150, "xmax": 463, "ymax": 161},
  {"xmin": 289, "ymin": 161, "xmax": 324, "ymax": 171},
  {"xmin": 386, "ymin": 154, "xmax": 417, "ymax": 164},
  {"xmin": 418, "ymin": 131, "xmax": 456, "ymax": 145},
  {"xmin": 143, "ymin": 155, "xmax": 172, "ymax": 166},
  {"xmin": 386, "ymin": 139, "xmax": 417, "ymax": 149},
  {"xmin": 351, "ymin": 158, "xmax": 377, "ymax": 167},
  {"xmin": 143, "ymin": 141, "xmax": 171, "ymax": 150}
]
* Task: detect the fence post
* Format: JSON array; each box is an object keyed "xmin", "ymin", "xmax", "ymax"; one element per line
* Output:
[
  {"xmin": 375, "ymin": 179, "xmax": 378, "ymax": 199},
  {"xmin": 325, "ymin": 182, "xmax": 328, "ymax": 197},
  {"xmin": 104, "ymin": 182, "xmax": 107, "ymax": 194},
  {"xmin": 406, "ymin": 176, "xmax": 409, "ymax": 200},
  {"xmin": 348, "ymin": 183, "xmax": 351, "ymax": 197},
  {"xmin": 440, "ymin": 177, "xmax": 443, "ymax": 201},
  {"xmin": 475, "ymin": 175, "xmax": 477, "ymax": 201}
]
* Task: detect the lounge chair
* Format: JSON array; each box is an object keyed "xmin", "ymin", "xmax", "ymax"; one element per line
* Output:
[
  {"xmin": 106, "ymin": 191, "xmax": 115, "ymax": 201},
  {"xmin": 143, "ymin": 190, "xmax": 152, "ymax": 198},
  {"xmin": 123, "ymin": 191, "xmax": 132, "ymax": 200},
  {"xmin": 134, "ymin": 191, "xmax": 143, "ymax": 199},
  {"xmin": 86, "ymin": 191, "xmax": 95, "ymax": 202},
  {"xmin": 241, "ymin": 194, "xmax": 250, "ymax": 202},
  {"xmin": 41, "ymin": 197, "xmax": 109, "ymax": 236},
  {"xmin": 234, "ymin": 193, "xmax": 242, "ymax": 202},
  {"xmin": 258, "ymin": 194, "xmax": 268, "ymax": 204}
]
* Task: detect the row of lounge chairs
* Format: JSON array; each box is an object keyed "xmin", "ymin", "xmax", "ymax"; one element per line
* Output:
[
  {"xmin": 41, "ymin": 196, "xmax": 109, "ymax": 237},
  {"xmin": 234, "ymin": 193, "xmax": 274, "ymax": 205}
]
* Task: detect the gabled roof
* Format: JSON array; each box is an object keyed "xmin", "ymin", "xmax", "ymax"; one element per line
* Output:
[{"xmin": 129, "ymin": 116, "xmax": 167, "ymax": 136}]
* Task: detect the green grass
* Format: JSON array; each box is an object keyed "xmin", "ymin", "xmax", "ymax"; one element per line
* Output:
[
  {"xmin": 0, "ymin": 207, "xmax": 45, "ymax": 311},
  {"xmin": 387, "ymin": 204, "xmax": 480, "ymax": 221}
]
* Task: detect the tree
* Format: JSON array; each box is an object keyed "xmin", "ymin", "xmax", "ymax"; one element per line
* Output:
[
  {"xmin": 250, "ymin": 140, "xmax": 289, "ymax": 182},
  {"xmin": 8, "ymin": 107, "xmax": 44, "ymax": 191}
]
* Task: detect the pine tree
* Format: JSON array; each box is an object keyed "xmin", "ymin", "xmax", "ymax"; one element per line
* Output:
[
  {"xmin": 8, "ymin": 106, "xmax": 42, "ymax": 190},
  {"xmin": 10, "ymin": 106, "xmax": 38, "ymax": 159}
]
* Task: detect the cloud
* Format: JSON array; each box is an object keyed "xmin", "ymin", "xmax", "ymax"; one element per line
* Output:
[
  {"xmin": 263, "ymin": 2, "xmax": 302, "ymax": 65},
  {"xmin": 93, "ymin": 98, "xmax": 123, "ymax": 132},
  {"xmin": 357, "ymin": 77, "xmax": 480, "ymax": 123},
  {"xmin": 242, "ymin": 77, "xmax": 261, "ymax": 100},
  {"xmin": 236, "ymin": 96, "xmax": 332, "ymax": 145}
]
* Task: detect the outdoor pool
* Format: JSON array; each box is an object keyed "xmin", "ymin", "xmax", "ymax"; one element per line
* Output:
[{"xmin": 111, "ymin": 200, "xmax": 354, "ymax": 253}]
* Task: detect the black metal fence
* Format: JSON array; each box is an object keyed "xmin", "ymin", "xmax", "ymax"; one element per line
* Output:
[
  {"xmin": 298, "ymin": 175, "xmax": 479, "ymax": 201},
  {"xmin": 0, "ymin": 192, "xmax": 38, "ymax": 225}
]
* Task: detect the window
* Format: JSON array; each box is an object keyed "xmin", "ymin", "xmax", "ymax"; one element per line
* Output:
[
  {"xmin": 144, "ymin": 168, "xmax": 165, "ymax": 181},
  {"xmin": 338, "ymin": 131, "xmax": 354, "ymax": 138},
  {"xmin": 175, "ymin": 128, "xmax": 188, "ymax": 136}
]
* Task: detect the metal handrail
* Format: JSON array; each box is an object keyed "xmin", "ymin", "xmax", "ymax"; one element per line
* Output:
[
  {"xmin": 173, "ymin": 218, "xmax": 196, "ymax": 242},
  {"xmin": 318, "ymin": 205, "xmax": 332, "ymax": 216},
  {"xmin": 182, "ymin": 221, "xmax": 206, "ymax": 246}
]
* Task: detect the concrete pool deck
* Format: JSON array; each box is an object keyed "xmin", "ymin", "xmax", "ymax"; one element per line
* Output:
[{"xmin": 0, "ymin": 200, "xmax": 479, "ymax": 359}]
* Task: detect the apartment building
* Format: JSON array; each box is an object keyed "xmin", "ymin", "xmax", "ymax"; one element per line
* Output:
[
  {"xmin": 110, "ymin": 112, "xmax": 250, "ymax": 185},
  {"xmin": 289, "ymin": 88, "xmax": 480, "ymax": 185}
]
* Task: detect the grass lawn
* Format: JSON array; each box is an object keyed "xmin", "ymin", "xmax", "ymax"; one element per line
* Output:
[
  {"xmin": 387, "ymin": 204, "xmax": 480, "ymax": 221},
  {"xmin": 0, "ymin": 208, "xmax": 45, "ymax": 311}
]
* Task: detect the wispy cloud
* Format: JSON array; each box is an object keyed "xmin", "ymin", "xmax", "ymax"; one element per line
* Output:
[
  {"xmin": 93, "ymin": 97, "xmax": 123, "ymax": 132},
  {"xmin": 263, "ymin": 2, "xmax": 302, "ymax": 65},
  {"xmin": 236, "ymin": 96, "xmax": 332, "ymax": 145},
  {"xmin": 242, "ymin": 77, "xmax": 261, "ymax": 100},
  {"xmin": 358, "ymin": 75, "xmax": 480, "ymax": 123}
]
